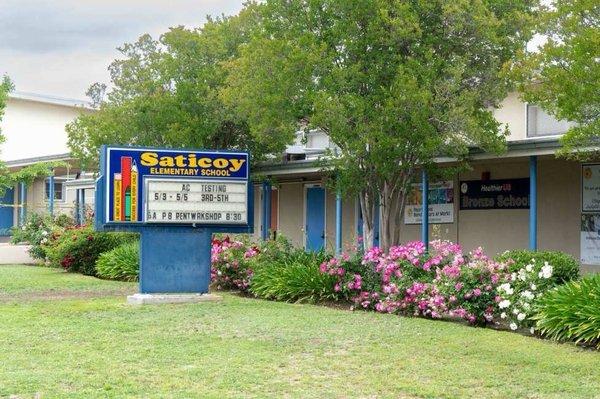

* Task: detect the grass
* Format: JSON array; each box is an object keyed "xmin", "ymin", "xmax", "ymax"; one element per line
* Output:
[{"xmin": 1, "ymin": 265, "xmax": 600, "ymax": 398}]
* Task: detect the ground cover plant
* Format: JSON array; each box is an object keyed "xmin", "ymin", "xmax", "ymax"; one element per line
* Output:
[
  {"xmin": 2, "ymin": 264, "xmax": 600, "ymax": 399},
  {"xmin": 533, "ymin": 274, "xmax": 600, "ymax": 348}
]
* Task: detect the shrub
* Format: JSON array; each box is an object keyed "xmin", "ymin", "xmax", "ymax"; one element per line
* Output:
[
  {"xmin": 495, "ymin": 260, "xmax": 556, "ymax": 331},
  {"xmin": 533, "ymin": 274, "xmax": 600, "ymax": 348},
  {"xmin": 11, "ymin": 213, "xmax": 75, "ymax": 260},
  {"xmin": 250, "ymin": 250, "xmax": 337, "ymax": 303},
  {"xmin": 321, "ymin": 241, "xmax": 507, "ymax": 325},
  {"xmin": 496, "ymin": 249, "xmax": 579, "ymax": 285},
  {"xmin": 96, "ymin": 241, "xmax": 140, "ymax": 281},
  {"xmin": 46, "ymin": 225, "xmax": 136, "ymax": 276},
  {"xmin": 211, "ymin": 236, "xmax": 259, "ymax": 291}
]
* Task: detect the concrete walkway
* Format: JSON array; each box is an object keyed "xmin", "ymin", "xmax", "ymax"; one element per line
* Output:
[{"xmin": 0, "ymin": 243, "xmax": 38, "ymax": 265}]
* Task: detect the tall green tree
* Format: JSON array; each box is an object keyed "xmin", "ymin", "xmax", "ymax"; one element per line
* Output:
[
  {"xmin": 512, "ymin": 0, "xmax": 599, "ymax": 159},
  {"xmin": 67, "ymin": 7, "xmax": 287, "ymax": 170},
  {"xmin": 224, "ymin": 0, "xmax": 537, "ymax": 250}
]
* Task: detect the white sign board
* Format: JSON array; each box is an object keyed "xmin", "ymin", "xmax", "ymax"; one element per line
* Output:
[
  {"xmin": 145, "ymin": 178, "xmax": 248, "ymax": 224},
  {"xmin": 582, "ymin": 164, "xmax": 600, "ymax": 212},
  {"xmin": 404, "ymin": 181, "xmax": 454, "ymax": 224},
  {"xmin": 581, "ymin": 214, "xmax": 600, "ymax": 265}
]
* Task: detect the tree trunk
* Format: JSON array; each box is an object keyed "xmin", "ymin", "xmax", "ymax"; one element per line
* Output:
[{"xmin": 358, "ymin": 189, "xmax": 375, "ymax": 251}]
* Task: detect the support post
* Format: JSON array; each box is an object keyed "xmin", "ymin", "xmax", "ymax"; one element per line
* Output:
[
  {"xmin": 75, "ymin": 189, "xmax": 81, "ymax": 225},
  {"xmin": 80, "ymin": 189, "xmax": 86, "ymax": 224},
  {"xmin": 48, "ymin": 174, "xmax": 55, "ymax": 218},
  {"xmin": 261, "ymin": 181, "xmax": 271, "ymax": 240},
  {"xmin": 18, "ymin": 182, "xmax": 26, "ymax": 226},
  {"xmin": 335, "ymin": 191, "xmax": 343, "ymax": 255},
  {"xmin": 529, "ymin": 156, "xmax": 537, "ymax": 250},
  {"xmin": 421, "ymin": 170, "xmax": 429, "ymax": 249}
]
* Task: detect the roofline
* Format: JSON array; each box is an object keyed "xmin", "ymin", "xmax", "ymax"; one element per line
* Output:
[
  {"xmin": 5, "ymin": 153, "xmax": 74, "ymax": 168},
  {"xmin": 8, "ymin": 91, "xmax": 94, "ymax": 110},
  {"xmin": 256, "ymin": 137, "xmax": 566, "ymax": 174}
]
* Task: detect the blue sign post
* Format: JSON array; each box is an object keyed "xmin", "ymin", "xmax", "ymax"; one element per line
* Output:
[{"xmin": 95, "ymin": 145, "xmax": 253, "ymax": 301}]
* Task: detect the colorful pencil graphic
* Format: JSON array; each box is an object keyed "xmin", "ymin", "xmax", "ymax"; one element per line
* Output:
[
  {"xmin": 130, "ymin": 161, "xmax": 138, "ymax": 221},
  {"xmin": 121, "ymin": 157, "xmax": 132, "ymax": 221},
  {"xmin": 113, "ymin": 173, "xmax": 122, "ymax": 221}
]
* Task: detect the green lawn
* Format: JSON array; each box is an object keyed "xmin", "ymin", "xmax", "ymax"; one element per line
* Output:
[{"xmin": 1, "ymin": 265, "xmax": 599, "ymax": 398}]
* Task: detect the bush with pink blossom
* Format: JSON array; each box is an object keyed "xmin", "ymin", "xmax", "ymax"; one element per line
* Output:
[
  {"xmin": 211, "ymin": 235, "xmax": 259, "ymax": 291},
  {"xmin": 320, "ymin": 240, "xmax": 510, "ymax": 325}
]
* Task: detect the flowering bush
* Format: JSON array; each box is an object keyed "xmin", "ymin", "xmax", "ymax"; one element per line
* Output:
[
  {"xmin": 210, "ymin": 235, "xmax": 259, "ymax": 291},
  {"xmin": 320, "ymin": 240, "xmax": 508, "ymax": 325},
  {"xmin": 11, "ymin": 213, "xmax": 75, "ymax": 260},
  {"xmin": 496, "ymin": 259, "xmax": 555, "ymax": 332}
]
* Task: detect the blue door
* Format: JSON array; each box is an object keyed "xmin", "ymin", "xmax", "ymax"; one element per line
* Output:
[
  {"xmin": 306, "ymin": 187, "xmax": 325, "ymax": 251},
  {"xmin": 0, "ymin": 188, "xmax": 14, "ymax": 236},
  {"xmin": 356, "ymin": 199, "xmax": 380, "ymax": 248}
]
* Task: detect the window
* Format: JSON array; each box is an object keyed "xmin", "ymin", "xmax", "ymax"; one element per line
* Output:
[
  {"xmin": 45, "ymin": 180, "xmax": 64, "ymax": 201},
  {"xmin": 527, "ymin": 105, "xmax": 575, "ymax": 137}
]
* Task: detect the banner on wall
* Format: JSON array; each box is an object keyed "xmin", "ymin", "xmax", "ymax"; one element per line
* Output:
[
  {"xmin": 404, "ymin": 181, "xmax": 454, "ymax": 224},
  {"xmin": 580, "ymin": 214, "xmax": 600, "ymax": 265},
  {"xmin": 459, "ymin": 178, "xmax": 529, "ymax": 210},
  {"xmin": 582, "ymin": 164, "xmax": 600, "ymax": 212}
]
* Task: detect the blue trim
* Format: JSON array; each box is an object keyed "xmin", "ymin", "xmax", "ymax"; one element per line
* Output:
[
  {"xmin": 19, "ymin": 182, "xmax": 26, "ymax": 226},
  {"xmin": 305, "ymin": 186, "xmax": 326, "ymax": 251},
  {"xmin": 421, "ymin": 170, "xmax": 429, "ymax": 248},
  {"xmin": 261, "ymin": 181, "xmax": 271, "ymax": 240},
  {"xmin": 529, "ymin": 156, "xmax": 537, "ymax": 250},
  {"xmin": 335, "ymin": 191, "xmax": 342, "ymax": 255},
  {"xmin": 48, "ymin": 175, "xmax": 55, "ymax": 217}
]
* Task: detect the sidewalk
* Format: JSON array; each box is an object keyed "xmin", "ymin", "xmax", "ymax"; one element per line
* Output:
[{"xmin": 0, "ymin": 244, "xmax": 38, "ymax": 265}]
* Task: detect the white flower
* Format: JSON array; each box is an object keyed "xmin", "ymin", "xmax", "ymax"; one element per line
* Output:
[
  {"xmin": 500, "ymin": 312, "xmax": 507, "ymax": 319},
  {"xmin": 513, "ymin": 308, "xmax": 520, "ymax": 315},
  {"xmin": 530, "ymin": 327, "xmax": 535, "ymax": 334},
  {"xmin": 517, "ymin": 313, "xmax": 526, "ymax": 321},
  {"xmin": 510, "ymin": 323, "xmax": 518, "ymax": 331},
  {"xmin": 530, "ymin": 283, "xmax": 537, "ymax": 291},
  {"xmin": 522, "ymin": 302, "xmax": 530, "ymax": 310},
  {"xmin": 521, "ymin": 290, "xmax": 534, "ymax": 300},
  {"xmin": 499, "ymin": 300, "xmax": 511, "ymax": 309},
  {"xmin": 539, "ymin": 263, "xmax": 553, "ymax": 279},
  {"xmin": 525, "ymin": 264, "xmax": 533, "ymax": 272},
  {"xmin": 511, "ymin": 273, "xmax": 517, "ymax": 281},
  {"xmin": 499, "ymin": 283, "xmax": 513, "ymax": 295},
  {"xmin": 41, "ymin": 230, "xmax": 48, "ymax": 236}
]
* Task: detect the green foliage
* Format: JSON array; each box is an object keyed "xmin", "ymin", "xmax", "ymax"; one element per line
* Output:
[
  {"xmin": 496, "ymin": 249, "xmax": 580, "ymax": 285},
  {"xmin": 10, "ymin": 213, "xmax": 75, "ymax": 260},
  {"xmin": 225, "ymin": 0, "xmax": 537, "ymax": 249},
  {"xmin": 533, "ymin": 274, "xmax": 600, "ymax": 348},
  {"xmin": 96, "ymin": 241, "xmax": 140, "ymax": 281},
  {"xmin": 250, "ymin": 250, "xmax": 338, "ymax": 303},
  {"xmin": 66, "ymin": 6, "xmax": 286, "ymax": 170},
  {"xmin": 46, "ymin": 225, "xmax": 136, "ymax": 276},
  {"xmin": 511, "ymin": 0, "xmax": 599, "ymax": 159}
]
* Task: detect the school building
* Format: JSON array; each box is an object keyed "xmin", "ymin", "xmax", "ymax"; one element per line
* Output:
[
  {"xmin": 0, "ymin": 92, "xmax": 95, "ymax": 239},
  {"xmin": 1, "ymin": 90, "xmax": 598, "ymax": 273}
]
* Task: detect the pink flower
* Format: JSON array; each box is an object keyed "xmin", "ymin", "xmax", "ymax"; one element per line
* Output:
[
  {"xmin": 455, "ymin": 282, "xmax": 463, "ymax": 291},
  {"xmin": 473, "ymin": 288, "xmax": 482, "ymax": 297}
]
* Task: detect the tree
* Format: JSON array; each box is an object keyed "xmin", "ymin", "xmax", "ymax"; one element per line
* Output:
[
  {"xmin": 512, "ymin": 0, "xmax": 599, "ymax": 159},
  {"xmin": 0, "ymin": 76, "xmax": 58, "ymax": 197},
  {"xmin": 67, "ymin": 7, "xmax": 289, "ymax": 170},
  {"xmin": 224, "ymin": 0, "xmax": 537, "ymax": 251}
]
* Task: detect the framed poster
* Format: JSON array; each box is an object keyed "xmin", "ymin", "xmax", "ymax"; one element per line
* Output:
[
  {"xmin": 404, "ymin": 181, "xmax": 454, "ymax": 224},
  {"xmin": 581, "ymin": 213, "xmax": 600, "ymax": 265},
  {"xmin": 582, "ymin": 164, "xmax": 600, "ymax": 212}
]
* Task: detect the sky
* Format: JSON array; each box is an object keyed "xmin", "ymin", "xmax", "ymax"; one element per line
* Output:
[{"xmin": 0, "ymin": 0, "xmax": 245, "ymax": 100}]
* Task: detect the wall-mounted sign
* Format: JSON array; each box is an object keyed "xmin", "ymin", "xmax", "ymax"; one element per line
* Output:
[
  {"xmin": 404, "ymin": 181, "xmax": 454, "ymax": 224},
  {"xmin": 101, "ymin": 146, "xmax": 250, "ymax": 226},
  {"xmin": 582, "ymin": 164, "xmax": 600, "ymax": 212},
  {"xmin": 581, "ymin": 213, "xmax": 600, "ymax": 265},
  {"xmin": 459, "ymin": 178, "xmax": 529, "ymax": 210}
]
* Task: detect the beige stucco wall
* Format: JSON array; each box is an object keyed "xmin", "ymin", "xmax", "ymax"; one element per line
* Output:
[
  {"xmin": 277, "ymin": 182, "xmax": 305, "ymax": 247},
  {"xmin": 494, "ymin": 92, "xmax": 527, "ymax": 142},
  {"xmin": 1, "ymin": 98, "xmax": 90, "ymax": 162}
]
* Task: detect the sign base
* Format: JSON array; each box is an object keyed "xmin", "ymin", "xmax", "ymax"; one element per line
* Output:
[
  {"xmin": 139, "ymin": 226, "xmax": 212, "ymax": 293},
  {"xmin": 127, "ymin": 293, "xmax": 222, "ymax": 305}
]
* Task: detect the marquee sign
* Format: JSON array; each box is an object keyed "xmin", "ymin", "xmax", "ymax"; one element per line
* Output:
[
  {"xmin": 98, "ymin": 146, "xmax": 250, "ymax": 227},
  {"xmin": 459, "ymin": 178, "xmax": 530, "ymax": 210}
]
